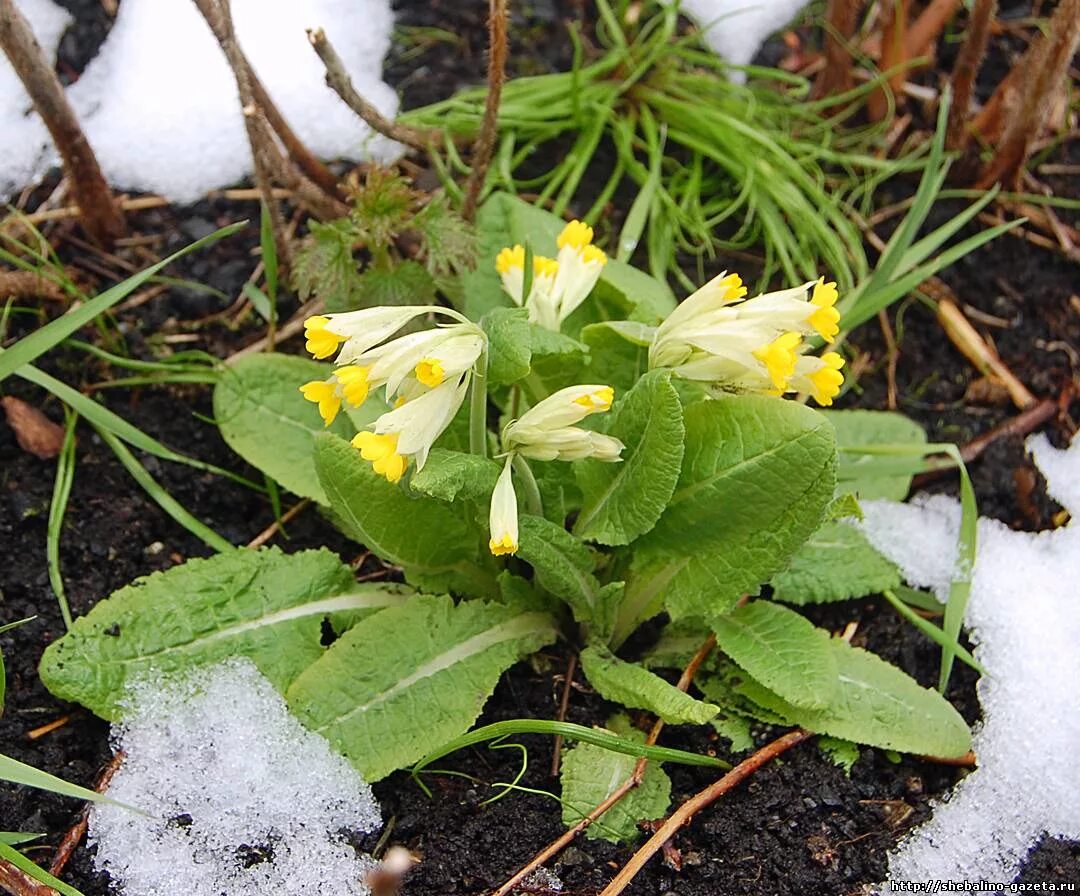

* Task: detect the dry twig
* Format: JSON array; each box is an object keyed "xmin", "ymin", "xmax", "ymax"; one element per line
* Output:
[
  {"xmin": 945, "ymin": 0, "xmax": 997, "ymax": 155},
  {"xmin": 0, "ymin": 0, "xmax": 124, "ymax": 246},
  {"xmin": 812, "ymin": 0, "xmax": 860, "ymax": 99},
  {"xmin": 549, "ymin": 652, "xmax": 578, "ymax": 777},
  {"xmin": 308, "ymin": 28, "xmax": 438, "ymax": 152},
  {"xmin": 48, "ymin": 751, "xmax": 126, "ymax": 877},
  {"xmin": 597, "ymin": 729, "xmax": 814, "ymax": 896},
  {"xmin": 462, "ymin": 0, "xmax": 509, "ymax": 222},
  {"xmin": 0, "ymin": 859, "xmax": 59, "ymax": 896}
]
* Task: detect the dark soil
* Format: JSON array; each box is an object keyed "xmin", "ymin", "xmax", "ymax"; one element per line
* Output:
[{"xmin": 1, "ymin": 2, "xmax": 1078, "ymax": 895}]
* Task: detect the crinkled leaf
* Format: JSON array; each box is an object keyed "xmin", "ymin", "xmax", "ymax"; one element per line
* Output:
[
  {"xmin": 579, "ymin": 322, "xmax": 650, "ymax": 394},
  {"xmin": 696, "ymin": 664, "xmax": 791, "ymax": 726},
  {"xmin": 482, "ymin": 307, "xmax": 532, "ymax": 387},
  {"xmin": 39, "ymin": 547, "xmax": 410, "ymax": 720},
  {"xmin": 735, "ymin": 637, "xmax": 972, "ymax": 757},
  {"xmin": 575, "ymin": 370, "xmax": 684, "ymax": 546},
  {"xmin": 580, "ymin": 644, "xmax": 719, "ymax": 726},
  {"xmin": 534, "ymin": 461, "xmax": 582, "ymax": 525},
  {"xmin": 293, "ymin": 219, "xmax": 363, "ymax": 306},
  {"xmin": 516, "ymin": 515, "xmax": 609, "ymax": 631},
  {"xmin": 314, "ymin": 432, "xmax": 485, "ymax": 592},
  {"xmin": 215, "ymin": 354, "xmax": 357, "ymax": 503},
  {"xmin": 618, "ymin": 396, "xmax": 836, "ymax": 638},
  {"xmin": 818, "ymin": 736, "xmax": 860, "ymax": 774},
  {"xmin": 409, "ymin": 449, "xmax": 502, "ymax": 503},
  {"xmin": 527, "ymin": 324, "xmax": 590, "ymax": 395},
  {"xmin": 823, "ymin": 409, "xmax": 926, "ymax": 500},
  {"xmin": 711, "ymin": 714, "xmax": 754, "ymax": 752},
  {"xmin": 640, "ymin": 619, "xmax": 716, "ymax": 673},
  {"xmin": 286, "ymin": 594, "xmax": 558, "ymax": 780},
  {"xmin": 343, "ymin": 260, "xmax": 437, "ymax": 312},
  {"xmin": 771, "ymin": 521, "xmax": 900, "ymax": 605},
  {"xmin": 560, "ymin": 716, "xmax": 671, "ymax": 842},
  {"xmin": 710, "ymin": 601, "xmax": 837, "ymax": 710}
]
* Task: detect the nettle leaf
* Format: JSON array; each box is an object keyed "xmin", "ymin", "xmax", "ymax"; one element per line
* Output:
[
  {"xmin": 580, "ymin": 644, "xmax": 719, "ymax": 726},
  {"xmin": 344, "ymin": 261, "xmax": 437, "ymax": 313},
  {"xmin": 409, "ymin": 449, "xmax": 502, "ymax": 503},
  {"xmin": 560, "ymin": 716, "xmax": 671, "ymax": 842},
  {"xmin": 823, "ymin": 409, "xmax": 926, "ymax": 500},
  {"xmin": 314, "ymin": 433, "xmax": 488, "ymax": 594},
  {"xmin": 710, "ymin": 601, "xmax": 837, "ymax": 710},
  {"xmin": 735, "ymin": 637, "xmax": 972, "ymax": 757},
  {"xmin": 293, "ymin": 219, "xmax": 362, "ymax": 306},
  {"xmin": 482, "ymin": 307, "xmax": 532, "ymax": 387},
  {"xmin": 771, "ymin": 521, "xmax": 900, "ymax": 605},
  {"xmin": 619, "ymin": 396, "xmax": 836, "ymax": 636},
  {"xmin": 575, "ymin": 370, "xmax": 684, "ymax": 546},
  {"xmin": 215, "ymin": 354, "xmax": 356, "ymax": 503},
  {"xmin": 286, "ymin": 594, "xmax": 558, "ymax": 781},
  {"xmin": 39, "ymin": 548, "xmax": 411, "ymax": 720},
  {"xmin": 516, "ymin": 515, "xmax": 613, "ymax": 632}
]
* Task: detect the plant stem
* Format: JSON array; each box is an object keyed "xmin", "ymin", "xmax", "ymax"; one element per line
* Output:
[
  {"xmin": 469, "ymin": 345, "xmax": 489, "ymax": 458},
  {"xmin": 461, "ymin": 0, "xmax": 508, "ymax": 221},
  {"xmin": 511, "ymin": 453, "xmax": 543, "ymax": 517}
]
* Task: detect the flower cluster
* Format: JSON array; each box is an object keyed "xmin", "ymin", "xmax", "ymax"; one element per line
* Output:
[
  {"xmin": 647, "ymin": 272, "xmax": 846, "ymax": 406},
  {"xmin": 496, "ymin": 220, "xmax": 607, "ymax": 331},
  {"xmin": 300, "ymin": 306, "xmax": 484, "ymax": 482},
  {"xmin": 489, "ymin": 385, "xmax": 625, "ymax": 556}
]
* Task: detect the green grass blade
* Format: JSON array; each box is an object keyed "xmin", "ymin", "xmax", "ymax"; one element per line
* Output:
[
  {"xmin": 0, "ymin": 839, "xmax": 85, "ymax": 896},
  {"xmin": 882, "ymin": 590, "xmax": 987, "ymax": 677},
  {"xmin": 94, "ymin": 425, "xmax": 235, "ymax": 554},
  {"xmin": 47, "ymin": 409, "xmax": 78, "ymax": 629},
  {"xmin": 0, "ymin": 221, "xmax": 245, "ymax": 383},
  {"xmin": 0, "ymin": 833, "xmax": 43, "ymax": 846},
  {"xmin": 0, "ymin": 753, "xmax": 130, "ymax": 806}
]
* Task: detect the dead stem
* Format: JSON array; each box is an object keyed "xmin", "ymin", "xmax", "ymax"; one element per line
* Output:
[
  {"xmin": 462, "ymin": 0, "xmax": 508, "ymax": 222},
  {"xmin": 0, "ymin": 0, "xmax": 125, "ymax": 247},
  {"xmin": 597, "ymin": 729, "xmax": 814, "ymax": 896},
  {"xmin": 945, "ymin": 0, "xmax": 997, "ymax": 155},
  {"xmin": 0, "ymin": 271, "xmax": 68, "ymax": 303},
  {"xmin": 48, "ymin": 751, "xmax": 126, "ymax": 877},
  {"xmin": 937, "ymin": 298, "xmax": 1037, "ymax": 410},
  {"xmin": 868, "ymin": 0, "xmax": 910, "ymax": 122},
  {"xmin": 903, "ymin": 0, "xmax": 962, "ymax": 62},
  {"xmin": 0, "ymin": 859, "xmax": 59, "ymax": 896},
  {"xmin": 491, "ymin": 634, "xmax": 717, "ymax": 896},
  {"xmin": 877, "ymin": 309, "xmax": 900, "ymax": 410},
  {"xmin": 307, "ymin": 28, "xmax": 438, "ymax": 152},
  {"xmin": 228, "ymin": 297, "xmax": 324, "ymax": 361},
  {"xmin": 246, "ymin": 500, "xmax": 311, "ymax": 549},
  {"xmin": 812, "ymin": 0, "xmax": 860, "ymax": 99},
  {"xmin": 192, "ymin": 0, "xmax": 293, "ymax": 270},
  {"xmin": 549, "ymin": 652, "xmax": 578, "ymax": 777}
]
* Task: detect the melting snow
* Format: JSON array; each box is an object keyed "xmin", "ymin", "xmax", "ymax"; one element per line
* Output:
[
  {"xmin": 2, "ymin": 0, "xmax": 399, "ymax": 202},
  {"xmin": 860, "ymin": 433, "xmax": 1080, "ymax": 890},
  {"xmin": 90, "ymin": 658, "xmax": 382, "ymax": 896},
  {"xmin": 672, "ymin": 0, "xmax": 812, "ymax": 74}
]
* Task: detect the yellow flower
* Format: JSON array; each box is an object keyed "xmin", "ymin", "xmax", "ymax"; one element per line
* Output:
[
  {"xmin": 304, "ymin": 315, "xmax": 346, "ymax": 360},
  {"xmin": 415, "ymin": 358, "xmax": 445, "ymax": 388},
  {"xmin": 299, "ymin": 365, "xmax": 371, "ymax": 426},
  {"xmin": 751, "ymin": 332, "xmax": 802, "ymax": 392},
  {"xmin": 792, "ymin": 352, "xmax": 845, "ymax": 406},
  {"xmin": 298, "ymin": 380, "xmax": 341, "ymax": 426},
  {"xmin": 808, "ymin": 278, "xmax": 840, "ymax": 341},
  {"xmin": 503, "ymin": 385, "xmax": 624, "ymax": 462},
  {"xmin": 351, "ymin": 431, "xmax": 407, "ymax": 483},
  {"xmin": 488, "ymin": 456, "xmax": 519, "ymax": 556}
]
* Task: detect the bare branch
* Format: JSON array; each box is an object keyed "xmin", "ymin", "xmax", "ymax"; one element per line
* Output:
[
  {"xmin": 0, "ymin": 0, "xmax": 124, "ymax": 246},
  {"xmin": 461, "ymin": 0, "xmax": 508, "ymax": 222}
]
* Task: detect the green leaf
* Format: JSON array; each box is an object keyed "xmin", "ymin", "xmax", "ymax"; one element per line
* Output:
[
  {"xmin": 482, "ymin": 307, "xmax": 532, "ymax": 387},
  {"xmin": 516, "ymin": 515, "xmax": 609, "ymax": 630},
  {"xmin": 316, "ymin": 430, "xmax": 476, "ymax": 562},
  {"xmin": 409, "ymin": 449, "xmax": 502, "ymax": 503},
  {"xmin": 39, "ymin": 547, "xmax": 409, "ymax": 720},
  {"xmin": 818, "ymin": 736, "xmax": 860, "ymax": 774},
  {"xmin": 735, "ymin": 637, "xmax": 972, "ymax": 757},
  {"xmin": 0, "ymin": 222, "xmax": 244, "ymax": 384},
  {"xmin": 575, "ymin": 370, "xmax": 684, "ymax": 546},
  {"xmin": 710, "ymin": 602, "xmax": 837, "ymax": 710},
  {"xmin": 343, "ymin": 261, "xmax": 437, "ymax": 313},
  {"xmin": 526, "ymin": 324, "xmax": 590, "ymax": 395},
  {"xmin": 822, "ymin": 410, "xmax": 926, "ymax": 500},
  {"xmin": 695, "ymin": 664, "xmax": 791, "ymax": 726},
  {"xmin": 577, "ymin": 322, "xmax": 651, "ymax": 399},
  {"xmin": 711, "ymin": 714, "xmax": 754, "ymax": 752},
  {"xmin": 771, "ymin": 521, "xmax": 901, "ymax": 605},
  {"xmin": 287, "ymin": 594, "xmax": 558, "ymax": 781},
  {"xmin": 0, "ymin": 753, "xmax": 122, "ymax": 806},
  {"xmin": 293, "ymin": 219, "xmax": 363, "ymax": 305},
  {"xmin": 616, "ymin": 395, "xmax": 836, "ymax": 641},
  {"xmin": 580, "ymin": 644, "xmax": 719, "ymax": 726},
  {"xmin": 560, "ymin": 716, "xmax": 671, "ymax": 842},
  {"xmin": 215, "ymin": 354, "xmax": 356, "ymax": 503}
]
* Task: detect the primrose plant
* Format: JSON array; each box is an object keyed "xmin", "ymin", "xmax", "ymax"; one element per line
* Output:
[{"xmin": 40, "ymin": 194, "xmax": 972, "ymax": 844}]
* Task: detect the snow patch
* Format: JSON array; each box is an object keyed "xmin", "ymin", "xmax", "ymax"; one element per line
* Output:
[
  {"xmin": 0, "ymin": 0, "xmax": 71, "ymax": 198},
  {"xmin": 672, "ymin": 0, "xmax": 811, "ymax": 76},
  {"xmin": 3, "ymin": 0, "xmax": 399, "ymax": 203},
  {"xmin": 90, "ymin": 658, "xmax": 382, "ymax": 896},
  {"xmin": 860, "ymin": 434, "xmax": 1080, "ymax": 890}
]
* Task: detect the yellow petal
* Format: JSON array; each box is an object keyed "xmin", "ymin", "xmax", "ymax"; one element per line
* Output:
[
  {"xmin": 752, "ymin": 332, "xmax": 802, "ymax": 392},
  {"xmin": 335, "ymin": 365, "xmax": 370, "ymax": 407},
  {"xmin": 299, "ymin": 381, "xmax": 341, "ymax": 426},
  {"xmin": 557, "ymin": 220, "xmax": 594, "ymax": 250},
  {"xmin": 572, "ymin": 385, "xmax": 614, "ymax": 412},
  {"xmin": 809, "ymin": 352, "xmax": 845, "ymax": 406},
  {"xmin": 303, "ymin": 315, "xmax": 346, "ymax": 360},
  {"xmin": 489, "ymin": 534, "xmax": 518, "ymax": 556},
  {"xmin": 496, "ymin": 245, "xmax": 525, "ymax": 274},
  {"xmin": 415, "ymin": 358, "xmax": 445, "ymax": 388}
]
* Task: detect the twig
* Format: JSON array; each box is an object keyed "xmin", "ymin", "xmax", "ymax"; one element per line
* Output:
[
  {"xmin": 868, "ymin": 0, "xmax": 910, "ymax": 122},
  {"xmin": 26, "ymin": 716, "xmax": 69, "ymax": 740},
  {"xmin": 918, "ymin": 749, "xmax": 977, "ymax": 766},
  {"xmin": 877, "ymin": 309, "xmax": 899, "ymax": 410},
  {"xmin": 461, "ymin": 0, "xmax": 508, "ymax": 222},
  {"xmin": 598, "ymin": 729, "xmax": 813, "ymax": 896},
  {"xmin": 550, "ymin": 652, "xmax": 578, "ymax": 777},
  {"xmin": 0, "ymin": 0, "xmax": 124, "ymax": 247},
  {"xmin": 246, "ymin": 499, "xmax": 311, "ymax": 548},
  {"xmin": 228, "ymin": 297, "xmax": 323, "ymax": 361},
  {"xmin": 491, "ymin": 635, "xmax": 717, "ymax": 896},
  {"xmin": 937, "ymin": 298, "xmax": 1037, "ymax": 409},
  {"xmin": 945, "ymin": 0, "xmax": 997, "ymax": 154},
  {"xmin": 0, "ymin": 271, "xmax": 68, "ymax": 303},
  {"xmin": 812, "ymin": 0, "xmax": 860, "ymax": 99},
  {"xmin": 910, "ymin": 397, "xmax": 1058, "ymax": 489},
  {"xmin": 48, "ymin": 751, "xmax": 125, "ymax": 877},
  {"xmin": 192, "ymin": 0, "xmax": 293, "ymax": 269},
  {"xmin": 903, "ymin": 0, "xmax": 962, "ymax": 61},
  {"xmin": 0, "ymin": 859, "xmax": 58, "ymax": 896},
  {"xmin": 307, "ymin": 28, "xmax": 438, "ymax": 152}
]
